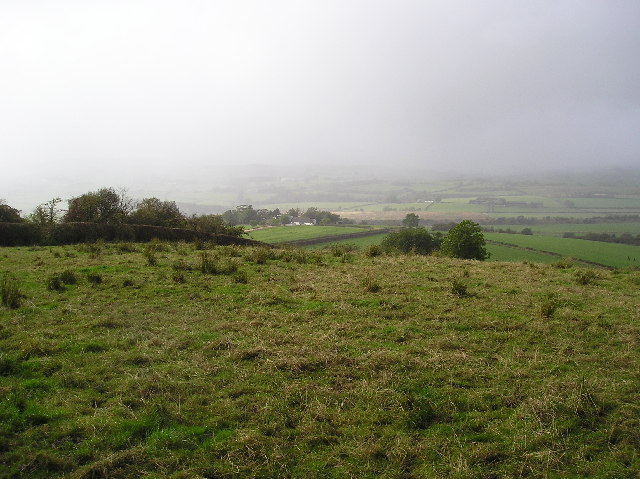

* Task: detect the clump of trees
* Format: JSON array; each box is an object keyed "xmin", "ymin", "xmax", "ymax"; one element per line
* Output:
[
  {"xmin": 440, "ymin": 220, "xmax": 489, "ymax": 260},
  {"xmin": 221, "ymin": 205, "xmax": 349, "ymax": 226},
  {"xmin": 382, "ymin": 218, "xmax": 489, "ymax": 260},
  {"xmin": 381, "ymin": 228, "xmax": 442, "ymax": 255},
  {"xmin": 0, "ymin": 188, "xmax": 248, "ymax": 246},
  {"xmin": 0, "ymin": 201, "xmax": 23, "ymax": 223}
]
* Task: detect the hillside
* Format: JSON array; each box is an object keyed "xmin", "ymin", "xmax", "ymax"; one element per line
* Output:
[{"xmin": 1, "ymin": 243, "xmax": 639, "ymax": 478}]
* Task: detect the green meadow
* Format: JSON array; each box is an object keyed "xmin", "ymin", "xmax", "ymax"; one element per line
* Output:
[
  {"xmin": 1, "ymin": 242, "xmax": 639, "ymax": 478},
  {"xmin": 484, "ymin": 233, "xmax": 640, "ymax": 268}
]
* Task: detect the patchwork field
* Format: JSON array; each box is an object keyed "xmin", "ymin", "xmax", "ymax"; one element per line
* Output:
[
  {"xmin": 484, "ymin": 233, "xmax": 640, "ymax": 269},
  {"xmin": 1, "ymin": 242, "xmax": 639, "ymax": 478}
]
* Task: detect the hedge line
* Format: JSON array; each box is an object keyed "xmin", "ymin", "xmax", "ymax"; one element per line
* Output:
[{"xmin": 0, "ymin": 222, "xmax": 265, "ymax": 247}]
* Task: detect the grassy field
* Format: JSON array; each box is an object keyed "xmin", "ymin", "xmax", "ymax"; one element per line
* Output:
[
  {"xmin": 485, "ymin": 243, "xmax": 562, "ymax": 264},
  {"xmin": 484, "ymin": 233, "xmax": 640, "ymax": 268},
  {"xmin": 306, "ymin": 233, "xmax": 389, "ymax": 251},
  {"xmin": 1, "ymin": 242, "xmax": 639, "ymax": 478},
  {"xmin": 489, "ymin": 223, "xmax": 640, "ymax": 236},
  {"xmin": 247, "ymin": 226, "xmax": 381, "ymax": 244}
]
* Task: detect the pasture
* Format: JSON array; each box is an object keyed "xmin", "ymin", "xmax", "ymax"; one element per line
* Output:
[
  {"xmin": 1, "ymin": 242, "xmax": 638, "ymax": 478},
  {"xmin": 484, "ymin": 233, "xmax": 640, "ymax": 268}
]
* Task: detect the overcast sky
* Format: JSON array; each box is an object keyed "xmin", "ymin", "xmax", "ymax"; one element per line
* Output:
[{"xmin": 1, "ymin": 1, "xmax": 639, "ymax": 209}]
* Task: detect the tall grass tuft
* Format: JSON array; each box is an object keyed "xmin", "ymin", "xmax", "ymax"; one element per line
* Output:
[{"xmin": 1, "ymin": 274, "xmax": 22, "ymax": 309}]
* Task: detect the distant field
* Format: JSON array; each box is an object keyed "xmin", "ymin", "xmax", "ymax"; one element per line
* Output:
[
  {"xmin": 485, "ymin": 233, "xmax": 640, "ymax": 268},
  {"xmin": 306, "ymin": 232, "xmax": 388, "ymax": 250},
  {"xmin": 486, "ymin": 243, "xmax": 561, "ymax": 264},
  {"xmin": 489, "ymin": 222, "xmax": 640, "ymax": 236},
  {"xmin": 247, "ymin": 226, "xmax": 379, "ymax": 244}
]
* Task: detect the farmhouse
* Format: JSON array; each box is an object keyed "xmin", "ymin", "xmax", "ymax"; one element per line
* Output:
[{"xmin": 287, "ymin": 216, "xmax": 316, "ymax": 226}]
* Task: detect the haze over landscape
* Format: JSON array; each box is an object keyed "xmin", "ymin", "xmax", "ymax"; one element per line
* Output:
[{"xmin": 1, "ymin": 0, "xmax": 639, "ymax": 211}]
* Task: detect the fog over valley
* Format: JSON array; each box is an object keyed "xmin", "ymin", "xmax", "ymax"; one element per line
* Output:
[{"xmin": 1, "ymin": 1, "xmax": 639, "ymax": 211}]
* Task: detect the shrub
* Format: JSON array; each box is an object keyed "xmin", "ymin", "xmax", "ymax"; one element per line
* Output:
[
  {"xmin": 1, "ymin": 274, "xmax": 22, "ymax": 309},
  {"xmin": 440, "ymin": 220, "xmax": 489, "ymax": 260},
  {"xmin": 381, "ymin": 228, "xmax": 440, "ymax": 255}
]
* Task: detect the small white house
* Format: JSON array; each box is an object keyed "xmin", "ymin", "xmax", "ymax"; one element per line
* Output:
[{"xmin": 288, "ymin": 217, "xmax": 316, "ymax": 226}]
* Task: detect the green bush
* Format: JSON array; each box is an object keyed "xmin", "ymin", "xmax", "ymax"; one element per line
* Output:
[
  {"xmin": 0, "ymin": 222, "xmax": 264, "ymax": 247},
  {"xmin": 381, "ymin": 228, "xmax": 440, "ymax": 255},
  {"xmin": 0, "ymin": 223, "xmax": 42, "ymax": 246},
  {"xmin": 440, "ymin": 220, "xmax": 489, "ymax": 260}
]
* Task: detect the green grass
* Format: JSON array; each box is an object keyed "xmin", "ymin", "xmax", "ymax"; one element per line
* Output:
[
  {"xmin": 486, "ymin": 243, "xmax": 561, "ymax": 264},
  {"xmin": 247, "ymin": 225, "xmax": 380, "ymax": 244},
  {"xmin": 485, "ymin": 233, "xmax": 640, "ymax": 268},
  {"xmin": 490, "ymin": 222, "xmax": 640, "ymax": 236},
  {"xmin": 306, "ymin": 233, "xmax": 388, "ymax": 251},
  {"xmin": 1, "ymin": 242, "xmax": 639, "ymax": 478}
]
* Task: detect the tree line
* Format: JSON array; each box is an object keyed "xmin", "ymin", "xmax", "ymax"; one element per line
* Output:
[
  {"xmin": 2, "ymin": 189, "xmax": 352, "ymax": 230},
  {"xmin": 1, "ymin": 188, "xmax": 243, "ymax": 237}
]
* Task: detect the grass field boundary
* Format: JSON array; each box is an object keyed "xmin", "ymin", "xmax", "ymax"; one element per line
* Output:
[
  {"xmin": 486, "ymin": 239, "xmax": 610, "ymax": 268},
  {"xmin": 282, "ymin": 228, "xmax": 393, "ymax": 247}
]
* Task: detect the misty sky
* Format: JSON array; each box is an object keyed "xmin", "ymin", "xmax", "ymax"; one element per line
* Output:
[{"xmin": 1, "ymin": 1, "xmax": 639, "ymax": 209}]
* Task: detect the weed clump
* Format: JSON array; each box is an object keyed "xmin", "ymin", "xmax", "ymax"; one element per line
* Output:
[
  {"xmin": 540, "ymin": 293, "xmax": 560, "ymax": 318},
  {"xmin": 59, "ymin": 270, "xmax": 78, "ymax": 285},
  {"xmin": 363, "ymin": 277, "xmax": 381, "ymax": 293},
  {"xmin": 200, "ymin": 252, "xmax": 238, "ymax": 275},
  {"xmin": 330, "ymin": 244, "xmax": 357, "ymax": 257},
  {"xmin": 47, "ymin": 274, "xmax": 65, "ymax": 292},
  {"xmin": 233, "ymin": 270, "xmax": 248, "ymax": 284},
  {"xmin": 1, "ymin": 274, "xmax": 22, "ymax": 309},
  {"xmin": 116, "ymin": 242, "xmax": 137, "ymax": 253},
  {"xmin": 172, "ymin": 259, "xmax": 193, "ymax": 271},
  {"xmin": 365, "ymin": 245, "xmax": 383, "ymax": 257},
  {"xmin": 575, "ymin": 269, "xmax": 599, "ymax": 285},
  {"xmin": 87, "ymin": 273, "xmax": 103, "ymax": 284},
  {"xmin": 247, "ymin": 247, "xmax": 274, "ymax": 265},
  {"xmin": 172, "ymin": 271, "xmax": 187, "ymax": 283},
  {"xmin": 143, "ymin": 244, "xmax": 158, "ymax": 266},
  {"xmin": 554, "ymin": 257, "xmax": 575, "ymax": 269},
  {"xmin": 86, "ymin": 241, "xmax": 104, "ymax": 258},
  {"xmin": 451, "ymin": 278, "xmax": 469, "ymax": 296}
]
